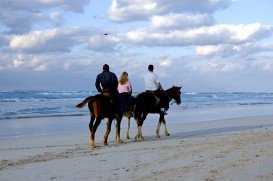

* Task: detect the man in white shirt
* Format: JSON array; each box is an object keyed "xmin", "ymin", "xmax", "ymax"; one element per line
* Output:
[{"xmin": 144, "ymin": 65, "xmax": 168, "ymax": 115}]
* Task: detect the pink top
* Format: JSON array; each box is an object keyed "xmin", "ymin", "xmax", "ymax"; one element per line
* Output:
[{"xmin": 118, "ymin": 81, "xmax": 132, "ymax": 93}]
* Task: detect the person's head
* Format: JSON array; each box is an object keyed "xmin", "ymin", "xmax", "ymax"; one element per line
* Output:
[
  {"xmin": 148, "ymin": 64, "xmax": 154, "ymax": 72},
  {"xmin": 103, "ymin": 64, "xmax": 109, "ymax": 72},
  {"xmin": 119, "ymin": 71, "xmax": 129, "ymax": 85}
]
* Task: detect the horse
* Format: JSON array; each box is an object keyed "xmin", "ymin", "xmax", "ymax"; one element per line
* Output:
[
  {"xmin": 134, "ymin": 86, "xmax": 182, "ymax": 140},
  {"xmin": 120, "ymin": 97, "xmax": 135, "ymax": 139},
  {"xmin": 76, "ymin": 93, "xmax": 127, "ymax": 147}
]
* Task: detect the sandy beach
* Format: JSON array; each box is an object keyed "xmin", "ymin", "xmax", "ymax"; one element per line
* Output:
[{"xmin": 1, "ymin": 112, "xmax": 273, "ymax": 180}]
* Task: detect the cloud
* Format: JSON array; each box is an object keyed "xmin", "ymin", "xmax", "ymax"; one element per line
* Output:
[
  {"xmin": 88, "ymin": 34, "xmax": 121, "ymax": 52},
  {"xmin": 9, "ymin": 27, "xmax": 94, "ymax": 53},
  {"xmin": 0, "ymin": 0, "xmax": 90, "ymax": 13},
  {"xmin": 196, "ymin": 43, "xmax": 273, "ymax": 57},
  {"xmin": 108, "ymin": 0, "xmax": 235, "ymax": 22},
  {"xmin": 34, "ymin": 64, "xmax": 47, "ymax": 71},
  {"xmin": 126, "ymin": 23, "xmax": 273, "ymax": 47},
  {"xmin": 11, "ymin": 56, "xmax": 24, "ymax": 68},
  {"xmin": 151, "ymin": 13, "xmax": 214, "ymax": 29},
  {"xmin": 251, "ymin": 57, "xmax": 273, "ymax": 71},
  {"xmin": 0, "ymin": 66, "xmax": 5, "ymax": 71},
  {"xmin": 0, "ymin": 0, "xmax": 90, "ymax": 34}
]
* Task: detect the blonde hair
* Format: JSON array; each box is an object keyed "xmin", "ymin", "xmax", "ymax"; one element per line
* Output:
[{"xmin": 119, "ymin": 72, "xmax": 129, "ymax": 85}]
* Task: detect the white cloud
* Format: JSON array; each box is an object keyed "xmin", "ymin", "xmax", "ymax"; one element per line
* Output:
[
  {"xmin": 151, "ymin": 13, "xmax": 214, "ymax": 29},
  {"xmin": 0, "ymin": 0, "xmax": 90, "ymax": 34},
  {"xmin": 251, "ymin": 58, "xmax": 273, "ymax": 71},
  {"xmin": 88, "ymin": 34, "xmax": 121, "ymax": 52},
  {"xmin": 34, "ymin": 64, "xmax": 47, "ymax": 71},
  {"xmin": 11, "ymin": 56, "xmax": 24, "ymax": 68},
  {"xmin": 108, "ymin": 0, "xmax": 235, "ymax": 22},
  {"xmin": 188, "ymin": 59, "xmax": 245, "ymax": 73},
  {"xmin": 159, "ymin": 57, "xmax": 173, "ymax": 67},
  {"xmin": 196, "ymin": 43, "xmax": 273, "ymax": 57},
  {"xmin": 126, "ymin": 23, "xmax": 272, "ymax": 47},
  {"xmin": 9, "ymin": 27, "xmax": 93, "ymax": 53}
]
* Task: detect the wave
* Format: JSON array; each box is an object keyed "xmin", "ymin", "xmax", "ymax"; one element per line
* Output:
[
  {"xmin": 1, "ymin": 91, "xmax": 273, "ymax": 120},
  {"xmin": 238, "ymin": 102, "xmax": 272, "ymax": 106},
  {"xmin": 0, "ymin": 97, "xmax": 85, "ymax": 102},
  {"xmin": 0, "ymin": 113, "xmax": 88, "ymax": 120}
]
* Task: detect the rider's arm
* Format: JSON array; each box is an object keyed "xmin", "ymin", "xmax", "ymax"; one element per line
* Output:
[
  {"xmin": 113, "ymin": 74, "xmax": 118, "ymax": 89},
  {"xmin": 128, "ymin": 81, "xmax": 132, "ymax": 94},
  {"xmin": 95, "ymin": 75, "xmax": 103, "ymax": 93},
  {"xmin": 157, "ymin": 82, "xmax": 164, "ymax": 91},
  {"xmin": 155, "ymin": 74, "xmax": 164, "ymax": 91}
]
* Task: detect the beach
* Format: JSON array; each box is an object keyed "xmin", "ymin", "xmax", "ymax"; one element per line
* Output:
[{"xmin": 1, "ymin": 110, "xmax": 273, "ymax": 180}]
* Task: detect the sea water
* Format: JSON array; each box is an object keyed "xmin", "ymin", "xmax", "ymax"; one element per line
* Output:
[
  {"xmin": 1, "ymin": 90, "xmax": 273, "ymax": 120},
  {"xmin": 1, "ymin": 90, "xmax": 273, "ymax": 138}
]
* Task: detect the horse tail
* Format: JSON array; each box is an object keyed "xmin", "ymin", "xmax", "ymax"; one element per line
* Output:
[{"xmin": 76, "ymin": 96, "xmax": 94, "ymax": 109}]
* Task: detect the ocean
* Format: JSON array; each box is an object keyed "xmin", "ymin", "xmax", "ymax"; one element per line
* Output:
[
  {"xmin": 1, "ymin": 90, "xmax": 273, "ymax": 139},
  {"xmin": 1, "ymin": 90, "xmax": 273, "ymax": 120}
]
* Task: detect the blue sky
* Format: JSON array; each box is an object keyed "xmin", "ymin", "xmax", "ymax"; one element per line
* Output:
[{"xmin": 0, "ymin": 0, "xmax": 273, "ymax": 92}]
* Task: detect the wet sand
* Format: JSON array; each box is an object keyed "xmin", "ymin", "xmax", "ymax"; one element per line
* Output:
[{"xmin": 1, "ymin": 115, "xmax": 273, "ymax": 180}]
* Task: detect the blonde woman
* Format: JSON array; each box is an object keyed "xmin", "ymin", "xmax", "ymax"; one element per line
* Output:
[
  {"xmin": 118, "ymin": 72, "xmax": 132, "ymax": 94},
  {"xmin": 118, "ymin": 72, "xmax": 135, "ymax": 139}
]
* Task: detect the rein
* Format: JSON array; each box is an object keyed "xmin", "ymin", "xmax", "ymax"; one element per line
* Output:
[{"xmin": 165, "ymin": 89, "xmax": 174, "ymax": 102}]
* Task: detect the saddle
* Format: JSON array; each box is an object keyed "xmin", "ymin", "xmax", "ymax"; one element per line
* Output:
[
  {"xmin": 101, "ymin": 92, "xmax": 116, "ymax": 104},
  {"xmin": 146, "ymin": 91, "xmax": 160, "ymax": 105}
]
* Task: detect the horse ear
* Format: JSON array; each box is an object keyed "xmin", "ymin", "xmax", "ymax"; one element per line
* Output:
[{"xmin": 179, "ymin": 86, "xmax": 182, "ymax": 90}]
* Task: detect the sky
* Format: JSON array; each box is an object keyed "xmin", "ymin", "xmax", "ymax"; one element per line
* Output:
[{"xmin": 0, "ymin": 0, "xmax": 273, "ymax": 92}]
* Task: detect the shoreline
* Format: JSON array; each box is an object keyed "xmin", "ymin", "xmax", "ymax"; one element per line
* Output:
[
  {"xmin": 1, "ymin": 114, "xmax": 273, "ymax": 180},
  {"xmin": 1, "ymin": 104, "xmax": 273, "ymax": 139}
]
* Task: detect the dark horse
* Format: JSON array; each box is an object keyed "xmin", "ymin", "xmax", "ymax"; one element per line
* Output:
[
  {"xmin": 76, "ymin": 93, "xmax": 129, "ymax": 147},
  {"xmin": 134, "ymin": 86, "xmax": 182, "ymax": 140}
]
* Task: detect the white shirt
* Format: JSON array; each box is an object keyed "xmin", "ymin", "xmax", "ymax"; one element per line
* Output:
[{"xmin": 144, "ymin": 71, "xmax": 160, "ymax": 91}]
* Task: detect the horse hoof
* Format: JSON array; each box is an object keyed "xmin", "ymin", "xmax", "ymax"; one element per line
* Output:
[
  {"xmin": 104, "ymin": 142, "xmax": 108, "ymax": 146},
  {"xmin": 165, "ymin": 132, "xmax": 170, "ymax": 136},
  {"xmin": 89, "ymin": 140, "xmax": 96, "ymax": 148},
  {"xmin": 116, "ymin": 140, "xmax": 123, "ymax": 144},
  {"xmin": 156, "ymin": 135, "xmax": 161, "ymax": 138},
  {"xmin": 126, "ymin": 136, "xmax": 130, "ymax": 139}
]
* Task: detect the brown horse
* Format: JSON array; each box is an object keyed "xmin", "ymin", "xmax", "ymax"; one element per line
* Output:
[
  {"xmin": 76, "ymin": 93, "xmax": 125, "ymax": 147},
  {"xmin": 134, "ymin": 86, "xmax": 182, "ymax": 140}
]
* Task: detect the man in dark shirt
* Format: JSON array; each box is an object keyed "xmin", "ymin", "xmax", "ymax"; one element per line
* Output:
[
  {"xmin": 95, "ymin": 64, "xmax": 119, "ymax": 95},
  {"xmin": 95, "ymin": 64, "xmax": 124, "ymax": 117}
]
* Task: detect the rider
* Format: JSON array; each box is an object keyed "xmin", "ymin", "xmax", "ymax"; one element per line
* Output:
[
  {"xmin": 95, "ymin": 64, "xmax": 123, "ymax": 117},
  {"xmin": 118, "ymin": 71, "xmax": 135, "ymax": 116},
  {"xmin": 144, "ymin": 64, "xmax": 169, "ymax": 115}
]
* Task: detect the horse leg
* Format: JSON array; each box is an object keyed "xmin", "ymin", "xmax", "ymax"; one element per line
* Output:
[
  {"xmin": 135, "ymin": 113, "xmax": 147, "ymax": 141},
  {"xmin": 156, "ymin": 114, "xmax": 163, "ymax": 138},
  {"xmin": 115, "ymin": 117, "xmax": 123, "ymax": 144},
  {"xmin": 156, "ymin": 114, "xmax": 167, "ymax": 138},
  {"xmin": 162, "ymin": 116, "xmax": 170, "ymax": 136},
  {"xmin": 90, "ymin": 117, "xmax": 102, "ymax": 148},
  {"xmin": 89, "ymin": 115, "xmax": 95, "ymax": 144},
  {"xmin": 103, "ymin": 118, "xmax": 113, "ymax": 145},
  {"xmin": 126, "ymin": 117, "xmax": 131, "ymax": 139}
]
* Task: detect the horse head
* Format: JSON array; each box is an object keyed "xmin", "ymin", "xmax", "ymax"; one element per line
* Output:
[{"xmin": 166, "ymin": 86, "xmax": 182, "ymax": 105}]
